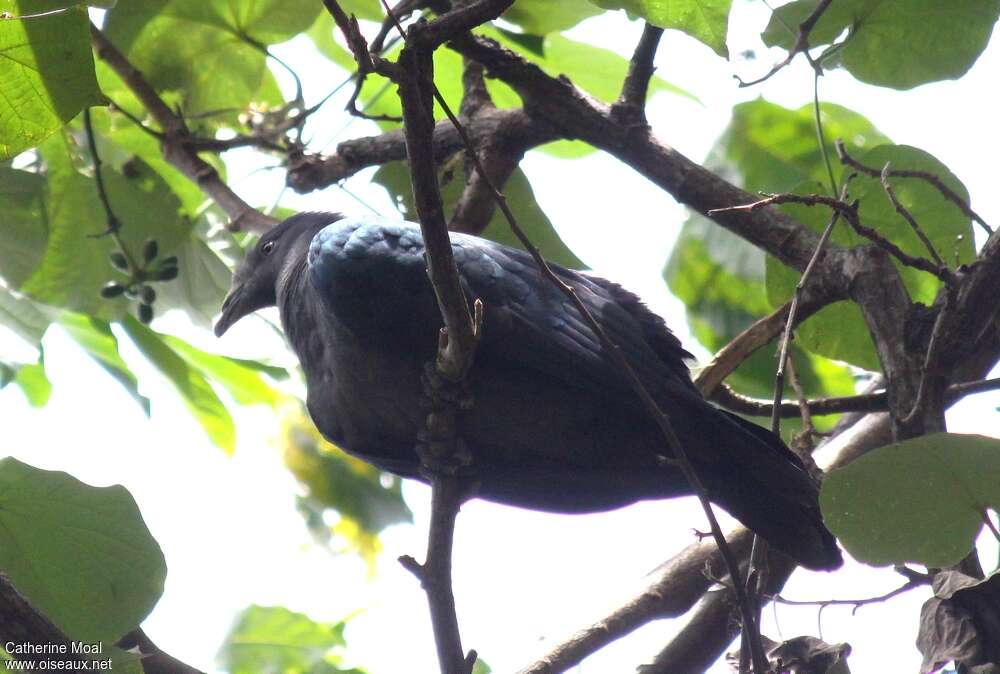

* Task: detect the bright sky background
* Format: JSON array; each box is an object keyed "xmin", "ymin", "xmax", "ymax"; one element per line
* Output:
[{"xmin": 3, "ymin": 3, "xmax": 1000, "ymax": 673}]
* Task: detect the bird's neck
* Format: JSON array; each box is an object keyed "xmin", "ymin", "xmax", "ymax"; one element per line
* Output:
[{"xmin": 276, "ymin": 250, "xmax": 324, "ymax": 363}]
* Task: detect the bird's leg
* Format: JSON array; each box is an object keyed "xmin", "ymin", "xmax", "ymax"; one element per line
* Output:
[{"xmin": 417, "ymin": 363, "xmax": 478, "ymax": 488}]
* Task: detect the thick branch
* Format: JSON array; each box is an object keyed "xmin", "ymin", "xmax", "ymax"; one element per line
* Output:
[
  {"xmin": 0, "ymin": 575, "xmax": 203, "ymax": 674},
  {"xmin": 89, "ymin": 25, "xmax": 277, "ymax": 233},
  {"xmin": 448, "ymin": 35, "xmax": 846, "ymax": 279},
  {"xmin": 286, "ymin": 108, "xmax": 555, "ymax": 193},
  {"xmin": 407, "ymin": 0, "xmax": 515, "ymax": 49}
]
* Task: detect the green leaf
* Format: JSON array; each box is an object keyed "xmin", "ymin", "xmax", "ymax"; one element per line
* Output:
[
  {"xmin": 282, "ymin": 405, "xmax": 412, "ymax": 570},
  {"xmin": 121, "ymin": 315, "xmax": 236, "ymax": 453},
  {"xmin": 0, "ymin": 2, "xmax": 103, "ymax": 159},
  {"xmin": 13, "ymin": 354, "xmax": 51, "ymax": 406},
  {"xmin": 471, "ymin": 658, "xmax": 492, "ymax": 674},
  {"xmin": 162, "ymin": 334, "xmax": 285, "ymax": 407},
  {"xmin": 336, "ymin": 0, "xmax": 383, "ymax": 22},
  {"xmin": 720, "ymin": 99, "xmax": 890, "ymax": 193},
  {"xmin": 821, "ymin": 433, "xmax": 1000, "ymax": 567},
  {"xmin": 763, "ymin": 0, "xmax": 1000, "ymax": 89},
  {"xmin": 767, "ymin": 145, "xmax": 975, "ymax": 370},
  {"xmin": 588, "ymin": 0, "xmax": 732, "ymax": 56},
  {"xmin": 663, "ymin": 216, "xmax": 855, "ymax": 409},
  {"xmin": 59, "ymin": 312, "xmax": 151, "ymax": 415},
  {"xmin": 0, "ymin": 167, "xmax": 49, "ymax": 288},
  {"xmin": 87, "ymin": 64, "xmax": 214, "ymax": 217},
  {"xmin": 0, "ymin": 457, "xmax": 167, "ymax": 642},
  {"xmin": 18, "ymin": 132, "xmax": 189, "ymax": 317},
  {"xmin": 306, "ymin": 12, "xmax": 357, "ymax": 71},
  {"xmin": 152, "ymin": 229, "xmax": 235, "ymax": 328},
  {"xmin": 218, "ymin": 605, "xmax": 364, "ymax": 674},
  {"xmin": 849, "ymin": 145, "xmax": 975, "ymax": 303},
  {"xmin": 705, "ymin": 99, "xmax": 889, "ymax": 370},
  {"xmin": 503, "ymin": 0, "xmax": 604, "ymax": 34},
  {"xmin": 103, "ymin": 0, "xmax": 321, "ymax": 124},
  {"xmin": 373, "ymin": 160, "xmax": 583, "ymax": 269},
  {"xmin": 764, "ymin": 190, "xmax": 882, "ymax": 371},
  {"xmin": 0, "ymin": 287, "xmax": 51, "ymax": 353}
]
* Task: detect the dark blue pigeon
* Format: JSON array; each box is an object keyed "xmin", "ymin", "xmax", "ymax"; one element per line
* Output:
[{"xmin": 215, "ymin": 212, "xmax": 842, "ymax": 571}]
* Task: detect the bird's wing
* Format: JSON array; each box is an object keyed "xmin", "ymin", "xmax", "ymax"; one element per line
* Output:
[{"xmin": 308, "ymin": 216, "xmax": 696, "ymax": 400}]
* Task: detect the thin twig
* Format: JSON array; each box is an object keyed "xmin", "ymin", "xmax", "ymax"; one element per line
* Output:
[
  {"xmin": 90, "ymin": 25, "xmax": 277, "ymax": 233},
  {"xmin": 836, "ymin": 139, "xmax": 992, "ymax": 235},
  {"xmin": 812, "ymin": 69, "xmax": 838, "ymax": 196},
  {"xmin": 712, "ymin": 191, "xmax": 954, "ymax": 283},
  {"xmin": 770, "ymin": 182, "xmax": 850, "ymax": 432},
  {"xmin": 880, "ymin": 162, "xmax": 949, "ymax": 270},
  {"xmin": 786, "ymin": 357, "xmax": 816, "ymax": 447},
  {"xmin": 773, "ymin": 577, "xmax": 930, "ymax": 616},
  {"xmin": 737, "ymin": 0, "xmax": 834, "ymax": 87}
]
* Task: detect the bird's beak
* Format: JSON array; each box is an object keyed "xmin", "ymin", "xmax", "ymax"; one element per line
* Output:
[{"xmin": 214, "ymin": 285, "xmax": 246, "ymax": 337}]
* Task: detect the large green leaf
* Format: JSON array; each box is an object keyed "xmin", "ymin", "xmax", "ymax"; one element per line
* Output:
[
  {"xmin": 0, "ymin": 287, "xmax": 51, "ymax": 354},
  {"xmin": 822, "ymin": 433, "xmax": 1000, "ymax": 567},
  {"xmin": 503, "ymin": 0, "xmax": 604, "ymax": 34},
  {"xmin": 664, "ymin": 217, "xmax": 856, "ymax": 408},
  {"xmin": 0, "ymin": 2, "xmax": 103, "ymax": 159},
  {"xmin": 153, "ymin": 229, "xmax": 235, "ymax": 328},
  {"xmin": 89, "ymin": 62, "xmax": 213, "ymax": 217},
  {"xmin": 767, "ymin": 145, "xmax": 975, "ymax": 370},
  {"xmin": 849, "ymin": 145, "xmax": 975, "ymax": 303},
  {"xmin": 0, "ymin": 458, "xmax": 167, "ymax": 642},
  {"xmin": 589, "ymin": 0, "xmax": 732, "ymax": 56},
  {"xmin": 0, "ymin": 167, "xmax": 49, "ymax": 288},
  {"xmin": 696, "ymin": 99, "xmax": 888, "ymax": 371},
  {"xmin": 763, "ymin": 0, "xmax": 1000, "ymax": 89},
  {"xmin": 720, "ymin": 99, "xmax": 890, "ymax": 193},
  {"xmin": 59, "ymin": 312, "xmax": 151, "ymax": 415},
  {"xmin": 284, "ymin": 428, "xmax": 411, "ymax": 569},
  {"xmin": 218, "ymin": 605, "xmax": 364, "ymax": 674},
  {"xmin": 13, "ymin": 354, "xmax": 51, "ymax": 407},
  {"xmin": 19, "ymin": 131, "xmax": 189, "ymax": 317},
  {"xmin": 666, "ymin": 100, "xmax": 878, "ymax": 395},
  {"xmin": 162, "ymin": 334, "xmax": 286, "ymax": 407},
  {"xmin": 121, "ymin": 316, "xmax": 236, "ymax": 453},
  {"xmin": 103, "ymin": 0, "xmax": 320, "ymax": 123},
  {"xmin": 373, "ymin": 160, "xmax": 583, "ymax": 269}
]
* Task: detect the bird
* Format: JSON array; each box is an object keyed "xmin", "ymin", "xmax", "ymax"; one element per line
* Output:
[{"xmin": 215, "ymin": 212, "xmax": 843, "ymax": 571}]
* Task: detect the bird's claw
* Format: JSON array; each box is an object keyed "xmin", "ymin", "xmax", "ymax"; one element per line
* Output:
[{"xmin": 420, "ymin": 362, "xmax": 474, "ymax": 410}]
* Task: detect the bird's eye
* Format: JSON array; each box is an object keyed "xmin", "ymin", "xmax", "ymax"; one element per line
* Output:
[{"xmin": 261, "ymin": 240, "xmax": 276, "ymax": 256}]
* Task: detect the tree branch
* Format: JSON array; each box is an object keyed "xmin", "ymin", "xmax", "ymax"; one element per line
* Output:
[
  {"xmin": 611, "ymin": 23, "xmax": 664, "ymax": 127},
  {"xmin": 736, "ymin": 0, "xmax": 834, "ymax": 87},
  {"xmin": 286, "ymin": 108, "xmax": 556, "ymax": 193},
  {"xmin": 0, "ymin": 574, "xmax": 204, "ymax": 674},
  {"xmin": 89, "ymin": 25, "xmax": 278, "ymax": 234},
  {"xmin": 836, "ymin": 139, "xmax": 992, "ymax": 235}
]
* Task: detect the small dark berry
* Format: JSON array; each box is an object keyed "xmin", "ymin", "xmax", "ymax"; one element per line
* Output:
[
  {"xmin": 100, "ymin": 282, "xmax": 125, "ymax": 298},
  {"xmin": 142, "ymin": 239, "xmax": 159, "ymax": 263},
  {"xmin": 140, "ymin": 285, "xmax": 156, "ymax": 304},
  {"xmin": 138, "ymin": 303, "xmax": 154, "ymax": 324},
  {"xmin": 154, "ymin": 266, "xmax": 179, "ymax": 282},
  {"xmin": 158, "ymin": 255, "xmax": 179, "ymax": 269},
  {"xmin": 109, "ymin": 251, "xmax": 129, "ymax": 271}
]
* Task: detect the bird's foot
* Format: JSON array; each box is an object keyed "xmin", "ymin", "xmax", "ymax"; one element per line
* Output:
[
  {"xmin": 416, "ymin": 430, "xmax": 475, "ymax": 476},
  {"xmin": 420, "ymin": 362, "xmax": 474, "ymax": 411}
]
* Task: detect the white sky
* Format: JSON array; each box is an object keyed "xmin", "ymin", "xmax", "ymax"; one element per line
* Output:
[{"xmin": 3, "ymin": 3, "xmax": 1000, "ymax": 673}]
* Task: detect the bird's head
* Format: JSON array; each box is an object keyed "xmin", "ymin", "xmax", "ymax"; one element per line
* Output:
[{"xmin": 214, "ymin": 212, "xmax": 343, "ymax": 337}]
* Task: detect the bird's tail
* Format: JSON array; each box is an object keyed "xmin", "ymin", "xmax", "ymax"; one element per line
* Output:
[{"xmin": 691, "ymin": 408, "xmax": 843, "ymax": 571}]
